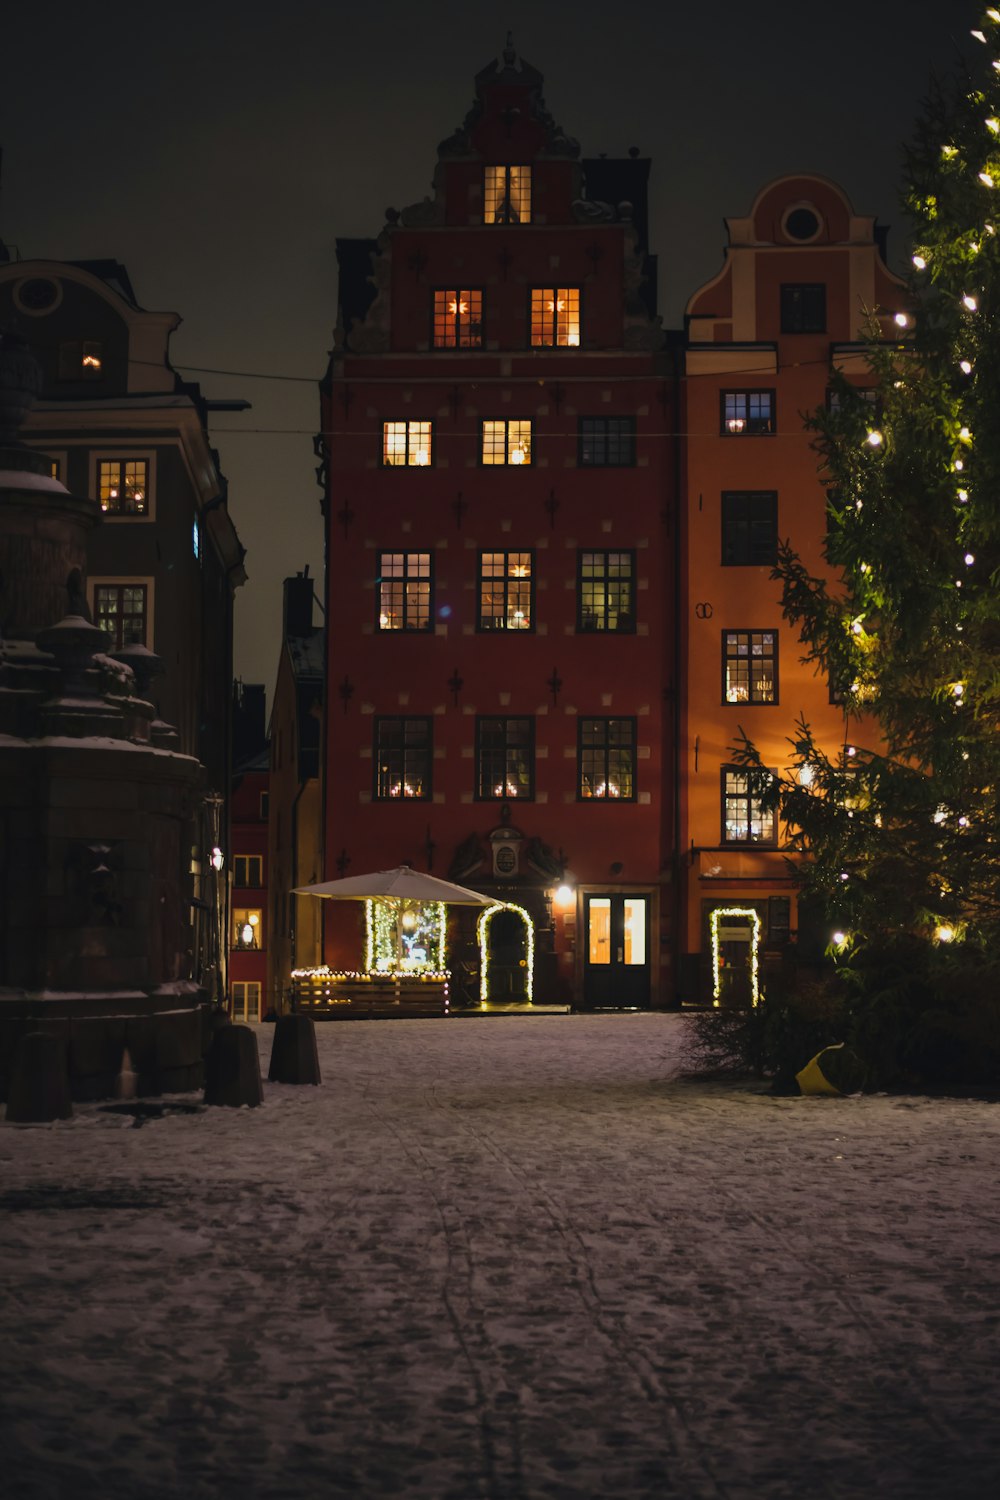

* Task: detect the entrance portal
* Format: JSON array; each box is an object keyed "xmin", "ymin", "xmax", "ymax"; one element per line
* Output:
[
  {"xmin": 478, "ymin": 903, "xmax": 533, "ymax": 1002},
  {"xmin": 583, "ymin": 893, "xmax": 650, "ymax": 1009}
]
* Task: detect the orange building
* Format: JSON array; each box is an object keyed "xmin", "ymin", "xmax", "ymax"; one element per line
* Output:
[
  {"xmin": 678, "ymin": 176, "xmax": 906, "ymax": 1005},
  {"xmin": 318, "ymin": 44, "xmax": 677, "ymax": 1009}
]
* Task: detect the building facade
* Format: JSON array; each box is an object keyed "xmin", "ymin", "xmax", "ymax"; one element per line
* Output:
[
  {"xmin": 0, "ymin": 256, "xmax": 247, "ymax": 802},
  {"xmin": 319, "ymin": 45, "xmax": 677, "ymax": 1008},
  {"xmin": 678, "ymin": 176, "xmax": 906, "ymax": 1004}
]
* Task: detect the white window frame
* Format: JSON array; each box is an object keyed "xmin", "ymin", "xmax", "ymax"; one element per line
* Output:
[
  {"xmin": 88, "ymin": 575, "xmax": 156, "ymax": 652},
  {"xmin": 89, "ymin": 449, "xmax": 157, "ymax": 522}
]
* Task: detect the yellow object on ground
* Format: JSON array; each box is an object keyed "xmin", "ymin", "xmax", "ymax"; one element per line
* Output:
[{"xmin": 795, "ymin": 1043, "xmax": 845, "ymax": 1096}]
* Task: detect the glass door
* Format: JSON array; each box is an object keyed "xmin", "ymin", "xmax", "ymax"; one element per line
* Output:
[{"xmin": 583, "ymin": 894, "xmax": 650, "ymax": 1009}]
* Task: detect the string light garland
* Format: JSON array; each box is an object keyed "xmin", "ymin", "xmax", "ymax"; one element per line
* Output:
[
  {"xmin": 709, "ymin": 908, "xmax": 762, "ymax": 1008},
  {"xmin": 477, "ymin": 903, "xmax": 535, "ymax": 1004}
]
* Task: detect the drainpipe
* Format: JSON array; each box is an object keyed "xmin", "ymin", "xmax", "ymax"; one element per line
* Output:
[{"xmin": 670, "ymin": 354, "xmax": 684, "ymax": 1009}]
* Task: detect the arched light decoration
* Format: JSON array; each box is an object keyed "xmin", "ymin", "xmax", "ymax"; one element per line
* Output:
[
  {"xmin": 709, "ymin": 907, "xmax": 762, "ymax": 1008},
  {"xmin": 477, "ymin": 902, "xmax": 535, "ymax": 1004},
  {"xmin": 365, "ymin": 898, "xmax": 446, "ymax": 972}
]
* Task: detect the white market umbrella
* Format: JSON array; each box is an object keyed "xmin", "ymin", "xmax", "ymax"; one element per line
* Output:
[
  {"xmin": 294, "ymin": 866, "xmax": 493, "ymax": 906},
  {"xmin": 293, "ymin": 865, "xmax": 494, "ymax": 980}
]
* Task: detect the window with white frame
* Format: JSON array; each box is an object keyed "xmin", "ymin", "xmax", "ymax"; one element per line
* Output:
[
  {"xmin": 94, "ymin": 455, "xmax": 153, "ymax": 517},
  {"xmin": 231, "ymin": 982, "xmax": 261, "ymax": 1022},
  {"xmin": 234, "ymin": 855, "xmax": 263, "ymax": 888},
  {"xmin": 723, "ymin": 631, "xmax": 777, "ymax": 704},
  {"xmin": 722, "ymin": 768, "xmax": 777, "ymax": 844},
  {"xmin": 93, "ymin": 583, "xmax": 148, "ymax": 649}
]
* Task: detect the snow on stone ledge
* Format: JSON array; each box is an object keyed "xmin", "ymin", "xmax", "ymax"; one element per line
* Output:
[{"xmin": 0, "ymin": 470, "xmax": 69, "ymax": 493}]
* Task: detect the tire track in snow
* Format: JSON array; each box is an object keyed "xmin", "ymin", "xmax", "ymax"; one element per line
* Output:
[
  {"xmin": 360, "ymin": 1088, "xmax": 525, "ymax": 1500},
  {"xmin": 448, "ymin": 1107, "xmax": 731, "ymax": 1500}
]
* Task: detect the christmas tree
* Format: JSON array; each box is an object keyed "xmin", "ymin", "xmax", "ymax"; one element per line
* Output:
[{"xmin": 736, "ymin": 8, "xmax": 1000, "ymax": 974}]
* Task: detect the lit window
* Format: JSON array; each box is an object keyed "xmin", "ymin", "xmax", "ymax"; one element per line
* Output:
[
  {"xmin": 484, "ymin": 165, "xmax": 532, "ymax": 224},
  {"xmin": 94, "ymin": 584, "xmax": 147, "ymax": 649},
  {"xmin": 530, "ymin": 287, "xmax": 581, "ymax": 347},
  {"xmin": 375, "ymin": 718, "xmax": 431, "ymax": 800},
  {"xmin": 192, "ymin": 518, "xmax": 201, "ymax": 560},
  {"xmin": 479, "ymin": 551, "xmax": 533, "ymax": 631},
  {"xmin": 579, "ymin": 718, "xmax": 636, "ymax": 800},
  {"xmin": 378, "ymin": 552, "xmax": 432, "ymax": 631},
  {"xmin": 382, "ymin": 421, "xmax": 433, "ymax": 467},
  {"xmin": 722, "ymin": 768, "xmax": 777, "ymax": 844},
  {"xmin": 721, "ymin": 391, "xmax": 775, "ymax": 435},
  {"xmin": 233, "ymin": 907, "xmax": 263, "ymax": 949},
  {"xmin": 58, "ymin": 340, "xmax": 103, "ymax": 381},
  {"xmin": 481, "ymin": 419, "xmax": 532, "ymax": 466},
  {"xmin": 721, "ymin": 492, "xmax": 777, "ymax": 567},
  {"xmin": 433, "ymin": 289, "xmax": 483, "ymax": 349},
  {"xmin": 724, "ymin": 631, "xmax": 777, "ymax": 704},
  {"xmin": 476, "ymin": 717, "xmax": 534, "ymax": 799},
  {"xmin": 234, "ymin": 855, "xmax": 263, "ymax": 888},
  {"xmin": 578, "ymin": 417, "xmax": 635, "ymax": 466},
  {"xmin": 98, "ymin": 459, "xmax": 149, "ymax": 516},
  {"xmin": 231, "ymin": 982, "xmax": 261, "ymax": 1023},
  {"xmin": 579, "ymin": 551, "xmax": 634, "ymax": 632},
  {"xmin": 780, "ymin": 283, "xmax": 826, "ymax": 333}
]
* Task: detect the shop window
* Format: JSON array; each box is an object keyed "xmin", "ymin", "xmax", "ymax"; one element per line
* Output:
[
  {"xmin": 721, "ymin": 492, "xmax": 777, "ymax": 567},
  {"xmin": 722, "ymin": 768, "xmax": 777, "ymax": 844},
  {"xmin": 432, "ymin": 289, "xmax": 483, "ymax": 349},
  {"xmin": 484, "ymin": 165, "xmax": 531, "ymax": 224},
  {"xmin": 476, "ymin": 717, "xmax": 534, "ymax": 799},
  {"xmin": 478, "ymin": 551, "xmax": 533, "ymax": 631},
  {"xmin": 481, "ymin": 419, "xmax": 532, "ymax": 466},
  {"xmin": 578, "ymin": 718, "xmax": 636, "ymax": 800},
  {"xmin": 377, "ymin": 552, "xmax": 432, "ymax": 631},
  {"xmin": 578, "ymin": 551, "xmax": 635, "ymax": 632},
  {"xmin": 382, "ymin": 421, "xmax": 433, "ymax": 467},
  {"xmin": 530, "ymin": 287, "xmax": 580, "ymax": 347},
  {"xmin": 374, "ymin": 717, "xmax": 432, "ymax": 800},
  {"xmin": 723, "ymin": 630, "xmax": 777, "ymax": 704}
]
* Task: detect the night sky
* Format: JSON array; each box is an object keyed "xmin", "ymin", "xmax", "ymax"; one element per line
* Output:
[{"xmin": 1, "ymin": 0, "xmax": 966, "ymax": 702}]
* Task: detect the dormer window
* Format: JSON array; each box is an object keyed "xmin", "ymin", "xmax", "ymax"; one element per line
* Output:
[
  {"xmin": 58, "ymin": 340, "xmax": 103, "ymax": 382},
  {"xmin": 484, "ymin": 166, "xmax": 531, "ymax": 225}
]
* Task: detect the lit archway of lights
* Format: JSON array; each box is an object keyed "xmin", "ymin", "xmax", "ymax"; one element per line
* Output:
[
  {"xmin": 477, "ymin": 902, "xmax": 534, "ymax": 1004},
  {"xmin": 709, "ymin": 906, "xmax": 762, "ymax": 1008}
]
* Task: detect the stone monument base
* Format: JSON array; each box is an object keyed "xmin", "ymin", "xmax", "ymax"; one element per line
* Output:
[{"xmin": 0, "ymin": 985, "xmax": 210, "ymax": 1102}]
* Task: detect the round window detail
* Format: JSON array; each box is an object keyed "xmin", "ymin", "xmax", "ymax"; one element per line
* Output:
[
  {"xmin": 783, "ymin": 207, "xmax": 822, "ymax": 243},
  {"xmin": 13, "ymin": 277, "xmax": 62, "ymax": 315}
]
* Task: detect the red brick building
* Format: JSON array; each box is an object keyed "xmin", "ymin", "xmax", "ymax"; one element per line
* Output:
[
  {"xmin": 319, "ymin": 44, "xmax": 677, "ymax": 1008},
  {"xmin": 678, "ymin": 176, "xmax": 906, "ymax": 1004}
]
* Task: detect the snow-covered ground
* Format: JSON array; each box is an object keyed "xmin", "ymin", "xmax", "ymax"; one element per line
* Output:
[{"xmin": 3, "ymin": 1014, "xmax": 1000, "ymax": 1500}]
